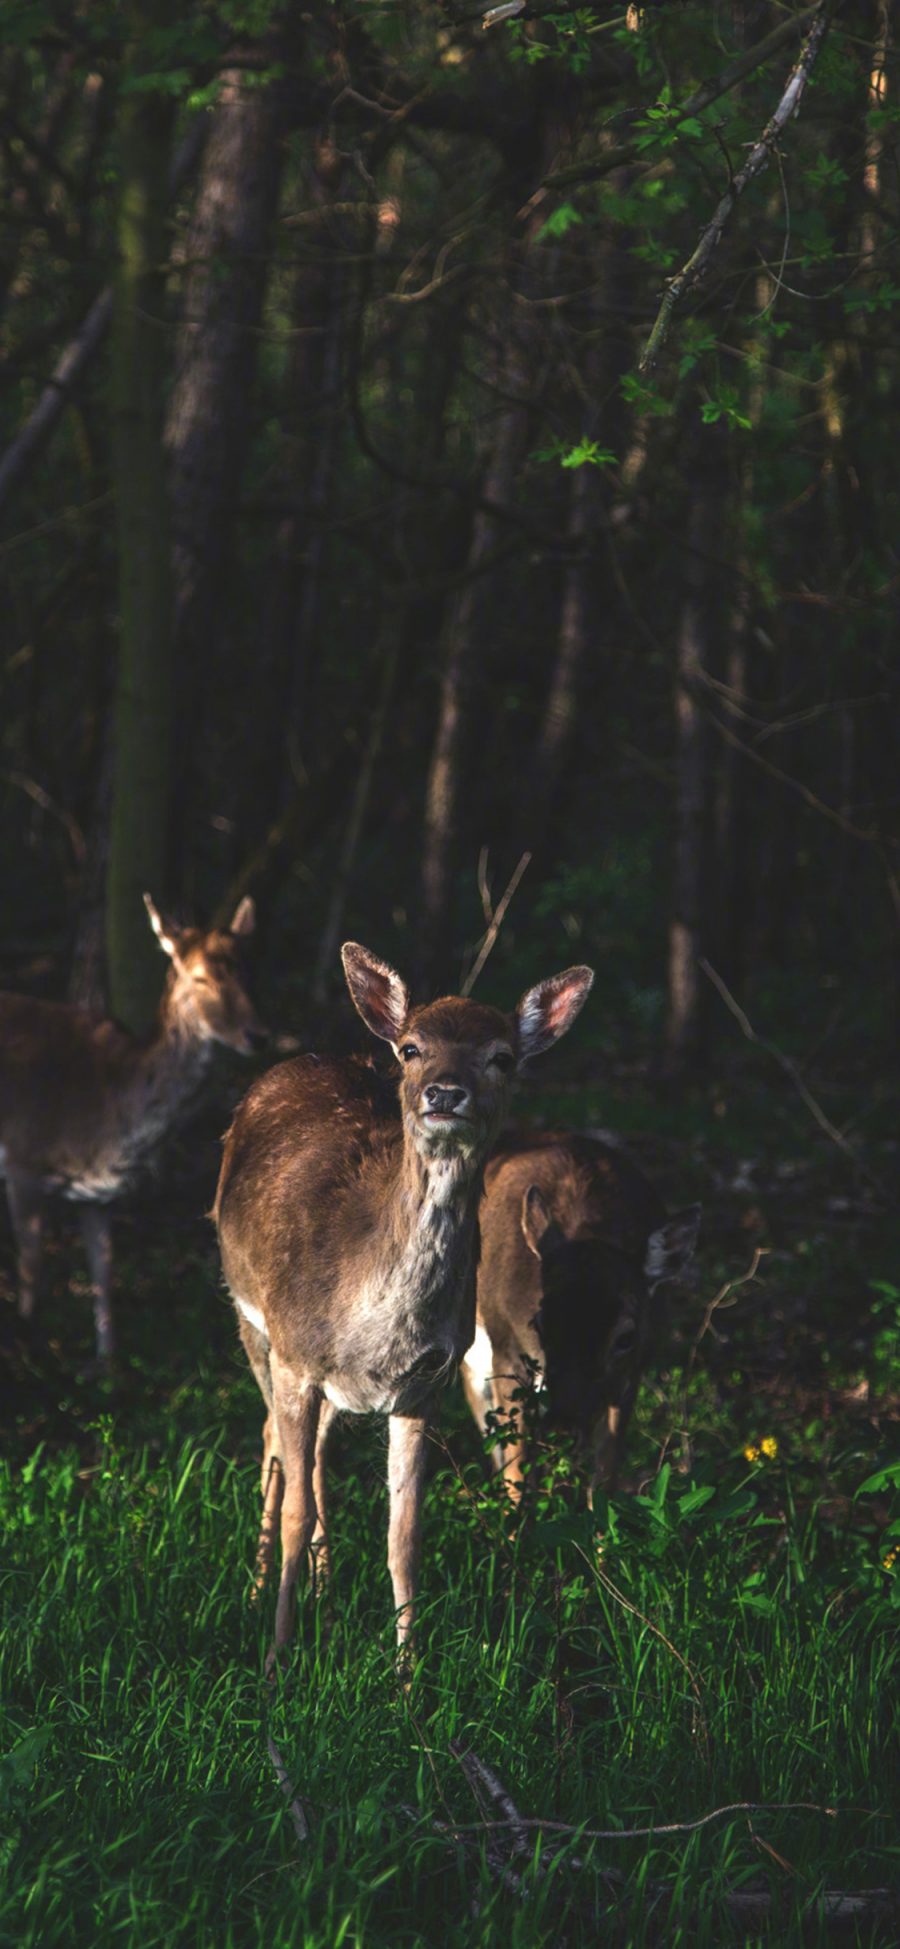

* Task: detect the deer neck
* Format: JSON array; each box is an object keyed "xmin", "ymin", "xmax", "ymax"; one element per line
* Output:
[
  {"xmin": 375, "ymin": 1125, "xmax": 482, "ymax": 1321},
  {"xmin": 116, "ymin": 979, "xmax": 215, "ymax": 1165}
]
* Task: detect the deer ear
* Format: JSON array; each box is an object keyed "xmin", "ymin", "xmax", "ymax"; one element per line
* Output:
[
  {"xmin": 229, "ymin": 895, "xmax": 256, "ymax": 938},
  {"xmin": 521, "ymin": 1184, "xmax": 565, "ymax": 1260},
  {"xmin": 515, "ymin": 965, "xmax": 594, "ymax": 1060},
  {"xmin": 644, "ymin": 1205, "xmax": 701, "ymax": 1288},
  {"xmin": 143, "ymin": 893, "xmax": 179, "ymax": 960},
  {"xmin": 341, "ymin": 943, "xmax": 410, "ymax": 1044}
]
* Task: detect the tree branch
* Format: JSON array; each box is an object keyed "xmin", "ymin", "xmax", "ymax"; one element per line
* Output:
[
  {"xmin": 543, "ymin": 4, "xmax": 819, "ymax": 194},
  {"xmin": 0, "ymin": 116, "xmax": 208, "ymax": 515},
  {"xmin": 639, "ymin": 0, "xmax": 837, "ymax": 371}
]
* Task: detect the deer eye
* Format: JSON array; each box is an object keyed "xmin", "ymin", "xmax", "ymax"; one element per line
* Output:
[
  {"xmin": 399, "ymin": 1043, "xmax": 421, "ymax": 1062},
  {"xmin": 192, "ymin": 970, "xmax": 212, "ymax": 987},
  {"xmin": 490, "ymin": 1051, "xmax": 515, "ymax": 1073}
]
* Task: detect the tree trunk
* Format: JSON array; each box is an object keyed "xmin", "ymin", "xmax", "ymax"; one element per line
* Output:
[
  {"xmin": 165, "ymin": 40, "xmax": 291, "ymax": 889},
  {"xmin": 417, "ymin": 379, "xmax": 527, "ymax": 992},
  {"xmin": 662, "ymin": 430, "xmax": 721, "ymax": 1081},
  {"xmin": 533, "ymin": 455, "xmax": 591, "ymax": 832},
  {"xmin": 106, "ymin": 18, "xmax": 175, "ymax": 1033}
]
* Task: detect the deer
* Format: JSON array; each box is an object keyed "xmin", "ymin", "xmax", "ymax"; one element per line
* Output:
[
  {"xmin": 461, "ymin": 1131, "xmax": 700, "ymax": 1497},
  {"xmin": 0, "ymin": 894, "xmax": 267, "ymax": 1365},
  {"xmin": 214, "ymin": 942, "xmax": 594, "ymax": 1662}
]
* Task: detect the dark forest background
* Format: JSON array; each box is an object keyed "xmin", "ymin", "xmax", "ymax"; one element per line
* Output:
[
  {"xmin": 1, "ymin": 0, "xmax": 898, "ymax": 1091},
  {"xmin": 2, "ymin": 11, "xmax": 900, "ymax": 1935}
]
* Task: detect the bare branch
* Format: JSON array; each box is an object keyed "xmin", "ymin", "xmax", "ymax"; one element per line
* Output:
[
  {"xmin": 699, "ymin": 959, "xmax": 886, "ymax": 1197},
  {"xmin": 461, "ymin": 851, "xmax": 531, "ymax": 996},
  {"xmin": 446, "ymin": 1797, "xmax": 838, "ymax": 1843},
  {"xmin": 265, "ymin": 1730, "xmax": 311, "ymax": 1844},
  {"xmin": 640, "ymin": 0, "xmax": 837, "ymax": 371}
]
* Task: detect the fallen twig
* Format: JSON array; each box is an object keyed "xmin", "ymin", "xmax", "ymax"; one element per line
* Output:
[
  {"xmin": 451, "ymin": 1741, "xmax": 530, "ymax": 1857},
  {"xmin": 438, "ymin": 1796, "xmax": 838, "ymax": 1843},
  {"xmin": 265, "ymin": 1728, "xmax": 311, "ymax": 1844}
]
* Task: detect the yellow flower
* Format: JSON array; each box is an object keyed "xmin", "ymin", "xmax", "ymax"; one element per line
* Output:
[
  {"xmin": 744, "ymin": 1436, "xmax": 778, "ymax": 1465},
  {"xmin": 883, "ymin": 1546, "xmax": 899, "ymax": 1572}
]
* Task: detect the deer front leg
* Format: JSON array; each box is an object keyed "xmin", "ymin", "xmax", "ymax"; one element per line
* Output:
[
  {"xmin": 7, "ymin": 1173, "xmax": 47, "ymax": 1324},
  {"xmin": 387, "ymin": 1413, "xmax": 428, "ymax": 1658},
  {"xmin": 78, "ymin": 1203, "xmax": 114, "ymax": 1365},
  {"xmin": 311, "ymin": 1397, "xmax": 338, "ymax": 1592},
  {"xmin": 270, "ymin": 1362, "xmax": 322, "ymax": 1654}
]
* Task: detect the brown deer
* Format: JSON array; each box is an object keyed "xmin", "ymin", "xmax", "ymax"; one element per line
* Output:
[
  {"xmin": 462, "ymin": 1132, "xmax": 700, "ymax": 1495},
  {"xmin": 214, "ymin": 943, "xmax": 594, "ymax": 1659},
  {"xmin": 0, "ymin": 894, "xmax": 266, "ymax": 1364}
]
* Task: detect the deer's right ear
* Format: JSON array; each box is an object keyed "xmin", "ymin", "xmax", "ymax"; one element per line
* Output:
[
  {"xmin": 143, "ymin": 893, "xmax": 179, "ymax": 960},
  {"xmin": 341, "ymin": 943, "xmax": 410, "ymax": 1044},
  {"xmin": 516, "ymin": 965, "xmax": 594, "ymax": 1060},
  {"xmin": 521, "ymin": 1184, "xmax": 564, "ymax": 1260}
]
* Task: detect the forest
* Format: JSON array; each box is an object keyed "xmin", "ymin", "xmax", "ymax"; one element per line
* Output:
[{"xmin": 1, "ymin": 2, "xmax": 899, "ymax": 1943}]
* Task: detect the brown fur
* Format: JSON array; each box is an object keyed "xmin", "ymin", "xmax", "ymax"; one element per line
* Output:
[
  {"xmin": 463, "ymin": 1132, "xmax": 700, "ymax": 1494},
  {"xmin": 0, "ymin": 897, "xmax": 265, "ymax": 1362},
  {"xmin": 214, "ymin": 945, "xmax": 594, "ymax": 1660}
]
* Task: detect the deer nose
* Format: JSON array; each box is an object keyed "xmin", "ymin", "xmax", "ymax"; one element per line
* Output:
[
  {"xmin": 247, "ymin": 1027, "xmax": 269, "ymax": 1052},
  {"xmin": 423, "ymin": 1083, "xmax": 467, "ymax": 1113}
]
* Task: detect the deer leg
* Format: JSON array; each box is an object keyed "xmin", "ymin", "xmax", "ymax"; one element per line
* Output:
[
  {"xmin": 270, "ymin": 1363, "xmax": 321, "ymax": 1653},
  {"xmin": 7, "ymin": 1173, "xmax": 47, "ymax": 1323},
  {"xmin": 254, "ymin": 1414, "xmax": 284, "ymax": 1595},
  {"xmin": 235, "ymin": 1315, "xmax": 284, "ymax": 1592},
  {"xmin": 78, "ymin": 1203, "xmax": 114, "ymax": 1365},
  {"xmin": 490, "ymin": 1369, "xmax": 528, "ymax": 1501},
  {"xmin": 387, "ymin": 1413, "xmax": 428, "ymax": 1657},
  {"xmin": 460, "ymin": 1348, "xmax": 493, "ymax": 1440},
  {"xmin": 589, "ymin": 1389, "xmax": 635, "ymax": 1499},
  {"xmin": 311, "ymin": 1397, "xmax": 338, "ymax": 1592}
]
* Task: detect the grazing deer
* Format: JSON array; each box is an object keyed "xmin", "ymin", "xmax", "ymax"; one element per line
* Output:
[
  {"xmin": 462, "ymin": 1132, "xmax": 700, "ymax": 1495},
  {"xmin": 214, "ymin": 943, "xmax": 593, "ymax": 1659},
  {"xmin": 0, "ymin": 894, "xmax": 266, "ymax": 1364}
]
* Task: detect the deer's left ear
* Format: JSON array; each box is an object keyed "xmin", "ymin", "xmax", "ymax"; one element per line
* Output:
[
  {"xmin": 521, "ymin": 1184, "xmax": 566, "ymax": 1260},
  {"xmin": 515, "ymin": 965, "xmax": 594, "ymax": 1060},
  {"xmin": 644, "ymin": 1205, "xmax": 701, "ymax": 1288},
  {"xmin": 143, "ymin": 893, "xmax": 180, "ymax": 961},
  {"xmin": 229, "ymin": 895, "xmax": 256, "ymax": 938}
]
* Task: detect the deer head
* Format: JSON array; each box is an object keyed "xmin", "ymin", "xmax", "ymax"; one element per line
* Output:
[
  {"xmin": 341, "ymin": 944, "xmax": 594, "ymax": 1163},
  {"xmin": 144, "ymin": 893, "xmax": 268, "ymax": 1056},
  {"xmin": 522, "ymin": 1186, "xmax": 701, "ymax": 1486}
]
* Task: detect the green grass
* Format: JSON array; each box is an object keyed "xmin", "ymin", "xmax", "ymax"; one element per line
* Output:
[
  {"xmin": 1, "ymin": 1389, "xmax": 898, "ymax": 1946},
  {"xmin": 2, "ymin": 1068, "xmax": 899, "ymax": 1946}
]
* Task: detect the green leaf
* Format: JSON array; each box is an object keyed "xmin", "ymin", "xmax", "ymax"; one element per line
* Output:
[
  {"xmin": 536, "ymin": 202, "xmax": 584, "ymax": 242},
  {"xmin": 560, "ymin": 439, "xmax": 617, "ymax": 470},
  {"xmin": 857, "ymin": 1461, "xmax": 900, "ymax": 1496},
  {"xmin": 676, "ymin": 1483, "xmax": 717, "ymax": 1520}
]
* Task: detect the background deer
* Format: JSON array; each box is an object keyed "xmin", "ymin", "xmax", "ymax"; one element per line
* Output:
[
  {"xmin": 0, "ymin": 894, "xmax": 266, "ymax": 1364},
  {"xmin": 462, "ymin": 1132, "xmax": 700, "ymax": 1494},
  {"xmin": 214, "ymin": 943, "xmax": 593, "ymax": 1660}
]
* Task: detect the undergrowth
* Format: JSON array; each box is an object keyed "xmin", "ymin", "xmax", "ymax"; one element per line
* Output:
[{"xmin": 1, "ymin": 1068, "xmax": 899, "ymax": 1946}]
